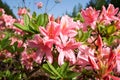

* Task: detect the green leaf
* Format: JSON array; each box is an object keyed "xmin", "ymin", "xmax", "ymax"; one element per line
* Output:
[
  {"xmin": 36, "ymin": 13, "xmax": 49, "ymax": 27},
  {"xmin": 32, "ymin": 12, "xmax": 36, "ymax": 18},
  {"xmin": 43, "ymin": 13, "xmax": 49, "ymax": 27},
  {"xmin": 74, "ymin": 13, "xmax": 84, "ymax": 22},
  {"xmin": 47, "ymin": 61, "xmax": 62, "ymax": 78},
  {"xmin": 5, "ymin": 70, "xmax": 11, "ymax": 77},
  {"xmin": 76, "ymin": 29, "xmax": 91, "ymax": 42},
  {"xmin": 107, "ymin": 25, "xmax": 116, "ymax": 35},
  {"xmin": 14, "ymin": 23, "xmax": 28, "ymax": 31},
  {"xmin": 65, "ymin": 71, "xmax": 80, "ymax": 79},
  {"xmin": 37, "ymin": 14, "xmax": 44, "ymax": 26},
  {"xmin": 103, "ymin": 36, "xmax": 115, "ymax": 46},
  {"xmin": 17, "ymin": 47, "xmax": 24, "ymax": 53},
  {"xmin": 29, "ymin": 22, "xmax": 39, "ymax": 33},
  {"xmin": 42, "ymin": 64, "xmax": 56, "ymax": 76},
  {"xmin": 0, "ymin": 34, "xmax": 11, "ymax": 50},
  {"xmin": 59, "ymin": 62, "xmax": 69, "ymax": 76},
  {"xmin": 80, "ymin": 31, "xmax": 90, "ymax": 42},
  {"xmin": 14, "ymin": 23, "xmax": 34, "ymax": 33},
  {"xmin": 23, "ymin": 14, "xmax": 30, "ymax": 26},
  {"xmin": 75, "ymin": 30, "xmax": 83, "ymax": 42}
]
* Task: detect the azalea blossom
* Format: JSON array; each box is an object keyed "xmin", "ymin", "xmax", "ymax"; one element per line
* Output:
[
  {"xmin": 0, "ymin": 8, "xmax": 5, "ymax": 15},
  {"xmin": 2, "ymin": 14, "xmax": 15, "ymax": 26},
  {"xmin": 99, "ymin": 4, "xmax": 119, "ymax": 25},
  {"xmin": 76, "ymin": 45, "xmax": 95, "ymax": 67},
  {"xmin": 56, "ymin": 36, "xmax": 80, "ymax": 65},
  {"xmin": 59, "ymin": 15, "xmax": 78, "ymax": 41},
  {"xmin": 35, "ymin": 2, "xmax": 43, "ymax": 9},
  {"xmin": 81, "ymin": 6, "xmax": 100, "ymax": 30},
  {"xmin": 39, "ymin": 21, "xmax": 60, "ymax": 48},
  {"xmin": 114, "ymin": 44, "xmax": 120, "ymax": 73},
  {"xmin": 28, "ymin": 35, "xmax": 53, "ymax": 64},
  {"xmin": 87, "ymin": 35, "xmax": 118, "ymax": 79},
  {"xmin": 21, "ymin": 51, "xmax": 36, "ymax": 70},
  {"xmin": 18, "ymin": 8, "xmax": 28, "ymax": 16}
]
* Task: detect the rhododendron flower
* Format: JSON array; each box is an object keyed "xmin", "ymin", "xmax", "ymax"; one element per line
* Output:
[
  {"xmin": 49, "ymin": 15, "xmax": 55, "ymax": 21},
  {"xmin": 81, "ymin": 6, "xmax": 100, "ymax": 30},
  {"xmin": 10, "ymin": 37, "xmax": 23, "ymax": 47},
  {"xmin": 76, "ymin": 45, "xmax": 95, "ymax": 67},
  {"xmin": 99, "ymin": 4, "xmax": 119, "ymax": 25},
  {"xmin": 40, "ymin": 21, "xmax": 60, "ymax": 48},
  {"xmin": 35, "ymin": 2, "xmax": 43, "ymax": 9},
  {"xmin": 28, "ymin": 35, "xmax": 53, "ymax": 64},
  {"xmin": 56, "ymin": 37, "xmax": 80, "ymax": 65},
  {"xmin": 0, "ymin": 51, "xmax": 12, "ymax": 60},
  {"xmin": 115, "ymin": 44, "xmax": 120, "ymax": 73},
  {"xmin": 0, "ymin": 18, "xmax": 4, "ymax": 28},
  {"xmin": 96, "ymin": 35, "xmax": 103, "ymax": 53},
  {"xmin": 0, "ymin": 8, "xmax": 5, "ymax": 15},
  {"xmin": 2, "ymin": 14, "xmax": 15, "ymax": 26},
  {"xmin": 88, "ymin": 49, "xmax": 117, "ymax": 79},
  {"xmin": 21, "ymin": 52, "xmax": 36, "ymax": 70},
  {"xmin": 60, "ymin": 15, "xmax": 78, "ymax": 41},
  {"xmin": 18, "ymin": 8, "xmax": 28, "ymax": 16}
]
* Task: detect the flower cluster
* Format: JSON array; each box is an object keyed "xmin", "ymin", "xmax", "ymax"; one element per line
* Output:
[{"xmin": 0, "ymin": 4, "xmax": 120, "ymax": 79}]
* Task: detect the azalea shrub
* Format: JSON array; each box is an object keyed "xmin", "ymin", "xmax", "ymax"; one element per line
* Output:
[{"xmin": 0, "ymin": 4, "xmax": 120, "ymax": 80}]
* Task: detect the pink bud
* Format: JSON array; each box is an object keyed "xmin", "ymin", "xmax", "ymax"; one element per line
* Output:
[{"xmin": 36, "ymin": 2, "xmax": 43, "ymax": 9}]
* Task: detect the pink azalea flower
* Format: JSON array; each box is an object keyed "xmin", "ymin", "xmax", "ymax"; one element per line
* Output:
[
  {"xmin": 56, "ymin": 37, "xmax": 80, "ymax": 65},
  {"xmin": 0, "ymin": 51, "xmax": 12, "ymax": 60},
  {"xmin": 18, "ymin": 8, "xmax": 28, "ymax": 16},
  {"xmin": 115, "ymin": 44, "xmax": 120, "ymax": 73},
  {"xmin": 0, "ymin": 8, "xmax": 5, "ymax": 14},
  {"xmin": 76, "ymin": 45, "xmax": 95, "ymax": 67},
  {"xmin": 2, "ymin": 14, "xmax": 15, "ymax": 26},
  {"xmin": 81, "ymin": 7, "xmax": 100, "ymax": 30},
  {"xmin": 60, "ymin": 15, "xmax": 78, "ymax": 38},
  {"xmin": 28, "ymin": 35, "xmax": 53, "ymax": 64},
  {"xmin": 39, "ymin": 21, "xmax": 60, "ymax": 48},
  {"xmin": 56, "ymin": 16, "xmax": 61, "ymax": 24},
  {"xmin": 21, "ymin": 52, "xmax": 36, "ymax": 70},
  {"xmin": 99, "ymin": 4, "xmax": 119, "ymax": 25},
  {"xmin": 88, "ymin": 44, "xmax": 117, "ymax": 79},
  {"xmin": 49, "ymin": 15, "xmax": 55, "ymax": 21},
  {"xmin": 35, "ymin": 2, "xmax": 43, "ymax": 9},
  {"xmin": 88, "ymin": 56, "xmax": 99, "ymax": 70},
  {"xmin": 10, "ymin": 37, "xmax": 23, "ymax": 47},
  {"xmin": 96, "ymin": 35, "xmax": 103, "ymax": 53}
]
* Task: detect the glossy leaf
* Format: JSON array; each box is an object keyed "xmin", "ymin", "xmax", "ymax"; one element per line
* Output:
[
  {"xmin": 23, "ymin": 14, "xmax": 30, "ymax": 26},
  {"xmin": 46, "ymin": 61, "xmax": 62, "ymax": 78},
  {"xmin": 14, "ymin": 23, "xmax": 28, "ymax": 32},
  {"xmin": 42, "ymin": 64, "xmax": 55, "ymax": 76},
  {"xmin": 58, "ymin": 62, "xmax": 69, "ymax": 76},
  {"xmin": 107, "ymin": 25, "xmax": 116, "ymax": 35}
]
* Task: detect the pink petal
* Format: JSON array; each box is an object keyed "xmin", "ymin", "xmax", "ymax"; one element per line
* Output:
[
  {"xmin": 57, "ymin": 48, "xmax": 65, "ymax": 65},
  {"xmin": 35, "ymin": 49, "xmax": 44, "ymax": 64},
  {"xmin": 88, "ymin": 56, "xmax": 99, "ymax": 70}
]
